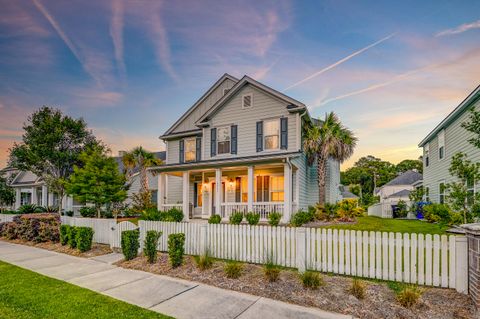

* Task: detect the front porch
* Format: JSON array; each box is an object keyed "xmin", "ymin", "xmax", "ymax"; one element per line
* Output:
[{"xmin": 157, "ymin": 162, "xmax": 297, "ymax": 223}]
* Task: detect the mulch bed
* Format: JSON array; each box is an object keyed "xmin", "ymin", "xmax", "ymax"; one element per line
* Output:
[
  {"xmin": 1, "ymin": 238, "xmax": 112, "ymax": 258},
  {"xmin": 118, "ymin": 253, "xmax": 475, "ymax": 319}
]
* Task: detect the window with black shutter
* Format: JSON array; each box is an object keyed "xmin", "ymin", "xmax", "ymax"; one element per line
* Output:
[
  {"xmin": 280, "ymin": 117, "xmax": 288, "ymax": 150},
  {"xmin": 196, "ymin": 137, "xmax": 201, "ymax": 162},
  {"xmin": 256, "ymin": 121, "xmax": 263, "ymax": 152},
  {"xmin": 231, "ymin": 125, "xmax": 237, "ymax": 154},
  {"xmin": 179, "ymin": 140, "xmax": 184, "ymax": 163},
  {"xmin": 210, "ymin": 128, "xmax": 217, "ymax": 157},
  {"xmin": 235, "ymin": 177, "xmax": 241, "ymax": 202}
]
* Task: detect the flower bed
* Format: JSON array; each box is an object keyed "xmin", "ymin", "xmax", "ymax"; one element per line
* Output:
[{"xmin": 118, "ymin": 253, "xmax": 474, "ymax": 319}]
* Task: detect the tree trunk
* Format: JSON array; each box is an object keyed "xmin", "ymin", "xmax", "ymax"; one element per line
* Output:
[
  {"xmin": 96, "ymin": 204, "xmax": 101, "ymax": 219},
  {"xmin": 317, "ymin": 156, "xmax": 327, "ymax": 205},
  {"xmin": 140, "ymin": 166, "xmax": 148, "ymax": 194},
  {"xmin": 57, "ymin": 189, "xmax": 64, "ymax": 215}
]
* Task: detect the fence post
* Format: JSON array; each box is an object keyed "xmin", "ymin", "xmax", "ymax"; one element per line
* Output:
[
  {"xmin": 461, "ymin": 224, "xmax": 480, "ymax": 308},
  {"xmin": 199, "ymin": 224, "xmax": 208, "ymax": 255},
  {"xmin": 139, "ymin": 220, "xmax": 145, "ymax": 251},
  {"xmin": 296, "ymin": 227, "xmax": 307, "ymax": 273},
  {"xmin": 455, "ymin": 235, "xmax": 468, "ymax": 293}
]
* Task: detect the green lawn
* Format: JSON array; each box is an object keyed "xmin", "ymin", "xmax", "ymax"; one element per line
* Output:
[
  {"xmin": 0, "ymin": 261, "xmax": 172, "ymax": 319},
  {"xmin": 323, "ymin": 216, "xmax": 448, "ymax": 235}
]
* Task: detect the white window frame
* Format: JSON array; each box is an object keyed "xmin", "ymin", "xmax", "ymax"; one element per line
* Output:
[
  {"xmin": 217, "ymin": 126, "xmax": 231, "ymax": 155},
  {"xmin": 184, "ymin": 137, "xmax": 196, "ymax": 162},
  {"xmin": 424, "ymin": 186, "xmax": 430, "ymax": 202},
  {"xmin": 242, "ymin": 93, "xmax": 253, "ymax": 109},
  {"xmin": 269, "ymin": 175, "xmax": 285, "ymax": 202},
  {"xmin": 424, "ymin": 143, "xmax": 430, "ymax": 167},
  {"xmin": 263, "ymin": 118, "xmax": 280, "ymax": 151},
  {"xmin": 439, "ymin": 181, "xmax": 446, "ymax": 204},
  {"xmin": 438, "ymin": 130, "xmax": 445, "ymax": 161}
]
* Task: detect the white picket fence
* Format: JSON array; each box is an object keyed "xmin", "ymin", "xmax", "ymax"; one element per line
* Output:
[
  {"xmin": 0, "ymin": 214, "xmax": 16, "ymax": 223},
  {"xmin": 57, "ymin": 217, "xmax": 468, "ymax": 293}
]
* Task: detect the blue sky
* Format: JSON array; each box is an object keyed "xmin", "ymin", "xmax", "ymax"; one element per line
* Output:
[{"xmin": 0, "ymin": 0, "xmax": 479, "ymax": 168}]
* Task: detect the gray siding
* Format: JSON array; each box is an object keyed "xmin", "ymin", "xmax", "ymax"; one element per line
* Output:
[
  {"xmin": 126, "ymin": 171, "xmax": 158, "ymax": 203},
  {"xmin": 171, "ymin": 78, "xmax": 236, "ymax": 134},
  {"xmin": 204, "ymin": 84, "xmax": 298, "ymax": 161},
  {"xmin": 423, "ymin": 100, "xmax": 480, "ymax": 202}
]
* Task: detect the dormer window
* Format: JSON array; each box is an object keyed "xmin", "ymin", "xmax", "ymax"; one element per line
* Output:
[{"xmin": 242, "ymin": 94, "xmax": 252, "ymax": 108}]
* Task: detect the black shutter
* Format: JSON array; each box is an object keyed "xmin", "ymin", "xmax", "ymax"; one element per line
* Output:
[
  {"xmin": 256, "ymin": 176, "xmax": 263, "ymax": 202},
  {"xmin": 235, "ymin": 177, "xmax": 241, "ymax": 202},
  {"xmin": 263, "ymin": 176, "xmax": 269, "ymax": 202},
  {"xmin": 280, "ymin": 117, "xmax": 288, "ymax": 150},
  {"xmin": 179, "ymin": 140, "xmax": 184, "ymax": 163},
  {"xmin": 210, "ymin": 128, "xmax": 217, "ymax": 157},
  {"xmin": 196, "ymin": 137, "xmax": 201, "ymax": 162},
  {"xmin": 193, "ymin": 183, "xmax": 198, "ymax": 207},
  {"xmin": 256, "ymin": 121, "xmax": 263, "ymax": 152},
  {"xmin": 231, "ymin": 125, "xmax": 237, "ymax": 154}
]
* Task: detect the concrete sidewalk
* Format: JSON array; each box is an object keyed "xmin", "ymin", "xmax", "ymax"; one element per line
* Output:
[{"xmin": 0, "ymin": 241, "xmax": 353, "ymax": 319}]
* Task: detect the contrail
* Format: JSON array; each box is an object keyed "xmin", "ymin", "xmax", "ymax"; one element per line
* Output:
[{"xmin": 285, "ymin": 33, "xmax": 395, "ymax": 91}]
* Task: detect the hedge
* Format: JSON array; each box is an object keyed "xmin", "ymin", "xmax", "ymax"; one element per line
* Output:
[
  {"xmin": 0, "ymin": 213, "xmax": 60, "ymax": 243},
  {"xmin": 75, "ymin": 227, "xmax": 94, "ymax": 252},
  {"xmin": 168, "ymin": 233, "xmax": 185, "ymax": 268},
  {"xmin": 144, "ymin": 230, "xmax": 162, "ymax": 263},
  {"xmin": 121, "ymin": 229, "xmax": 140, "ymax": 261}
]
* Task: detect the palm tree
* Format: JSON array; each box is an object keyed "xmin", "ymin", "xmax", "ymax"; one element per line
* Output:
[
  {"xmin": 122, "ymin": 147, "xmax": 162, "ymax": 194},
  {"xmin": 303, "ymin": 112, "xmax": 357, "ymax": 205}
]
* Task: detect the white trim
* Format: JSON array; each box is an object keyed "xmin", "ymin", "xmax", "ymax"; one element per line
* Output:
[
  {"xmin": 439, "ymin": 180, "xmax": 446, "ymax": 204},
  {"xmin": 242, "ymin": 93, "xmax": 253, "ymax": 109}
]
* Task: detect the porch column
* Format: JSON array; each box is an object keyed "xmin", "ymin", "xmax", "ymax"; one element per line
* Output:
[
  {"xmin": 247, "ymin": 166, "xmax": 254, "ymax": 212},
  {"xmin": 215, "ymin": 168, "xmax": 222, "ymax": 217},
  {"xmin": 41, "ymin": 185, "xmax": 48, "ymax": 207},
  {"xmin": 48, "ymin": 192, "xmax": 54, "ymax": 207},
  {"xmin": 157, "ymin": 173, "xmax": 166, "ymax": 210},
  {"xmin": 282, "ymin": 162, "xmax": 292, "ymax": 223},
  {"xmin": 31, "ymin": 187, "xmax": 38, "ymax": 206},
  {"xmin": 65, "ymin": 196, "xmax": 73, "ymax": 211},
  {"xmin": 182, "ymin": 171, "xmax": 190, "ymax": 221},
  {"xmin": 15, "ymin": 188, "xmax": 21, "ymax": 209}
]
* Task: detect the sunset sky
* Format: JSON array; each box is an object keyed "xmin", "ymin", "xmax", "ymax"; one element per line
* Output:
[{"xmin": 0, "ymin": 0, "xmax": 479, "ymax": 169}]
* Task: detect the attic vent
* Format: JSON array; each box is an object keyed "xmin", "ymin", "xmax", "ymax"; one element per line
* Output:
[
  {"xmin": 242, "ymin": 94, "xmax": 252, "ymax": 108},
  {"xmin": 223, "ymin": 88, "xmax": 230, "ymax": 95}
]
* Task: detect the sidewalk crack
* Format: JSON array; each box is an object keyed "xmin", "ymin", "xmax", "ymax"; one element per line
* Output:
[
  {"xmin": 147, "ymin": 284, "xmax": 199, "ymax": 309},
  {"xmin": 233, "ymin": 296, "xmax": 262, "ymax": 319}
]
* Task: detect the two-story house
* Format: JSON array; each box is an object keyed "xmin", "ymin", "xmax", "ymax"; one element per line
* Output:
[
  {"xmin": 419, "ymin": 85, "xmax": 480, "ymax": 204},
  {"xmin": 152, "ymin": 74, "xmax": 341, "ymax": 223}
]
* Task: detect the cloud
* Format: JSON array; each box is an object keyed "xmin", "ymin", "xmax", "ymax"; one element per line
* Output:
[
  {"xmin": 110, "ymin": 0, "xmax": 126, "ymax": 83},
  {"xmin": 285, "ymin": 33, "xmax": 395, "ymax": 91},
  {"xmin": 71, "ymin": 89, "xmax": 124, "ymax": 106},
  {"xmin": 436, "ymin": 20, "xmax": 480, "ymax": 37}
]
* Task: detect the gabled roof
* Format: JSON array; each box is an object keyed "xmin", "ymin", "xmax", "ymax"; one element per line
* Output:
[
  {"xmin": 419, "ymin": 84, "xmax": 480, "ymax": 147},
  {"xmin": 383, "ymin": 170, "xmax": 423, "ymax": 187},
  {"xmin": 163, "ymin": 74, "xmax": 239, "ymax": 136},
  {"xmin": 196, "ymin": 75, "xmax": 307, "ymax": 125},
  {"xmin": 387, "ymin": 189, "xmax": 411, "ymax": 198}
]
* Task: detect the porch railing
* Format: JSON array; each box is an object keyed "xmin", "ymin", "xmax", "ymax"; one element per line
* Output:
[
  {"xmin": 162, "ymin": 203, "xmax": 183, "ymax": 210},
  {"xmin": 253, "ymin": 202, "xmax": 284, "ymax": 220},
  {"xmin": 220, "ymin": 203, "xmax": 248, "ymax": 219}
]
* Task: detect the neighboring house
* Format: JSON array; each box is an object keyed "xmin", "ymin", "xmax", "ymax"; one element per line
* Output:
[
  {"xmin": 339, "ymin": 185, "xmax": 359, "ymax": 200},
  {"xmin": 419, "ymin": 85, "xmax": 480, "ymax": 204},
  {"xmin": 368, "ymin": 170, "xmax": 423, "ymax": 218},
  {"xmin": 152, "ymin": 73, "xmax": 341, "ymax": 223},
  {"xmin": 1, "ymin": 151, "xmax": 166, "ymax": 214}
]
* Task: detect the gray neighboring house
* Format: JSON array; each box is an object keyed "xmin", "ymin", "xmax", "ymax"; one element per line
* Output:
[
  {"xmin": 152, "ymin": 73, "xmax": 342, "ymax": 223},
  {"xmin": 419, "ymin": 85, "xmax": 480, "ymax": 204},
  {"xmin": 0, "ymin": 151, "xmax": 166, "ymax": 214}
]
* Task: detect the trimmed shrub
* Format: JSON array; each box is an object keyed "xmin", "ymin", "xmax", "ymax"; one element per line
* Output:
[
  {"xmin": 349, "ymin": 279, "xmax": 366, "ymax": 299},
  {"xmin": 208, "ymin": 214, "xmax": 221, "ymax": 224},
  {"xmin": 423, "ymin": 203, "xmax": 460, "ymax": 225},
  {"xmin": 290, "ymin": 210, "xmax": 315, "ymax": 227},
  {"xmin": 141, "ymin": 207, "xmax": 162, "ymax": 221},
  {"xmin": 3, "ymin": 213, "xmax": 60, "ymax": 243},
  {"xmin": 229, "ymin": 211, "xmax": 243, "ymax": 225},
  {"xmin": 397, "ymin": 286, "xmax": 422, "ymax": 308},
  {"xmin": 300, "ymin": 271, "xmax": 323, "ymax": 289},
  {"xmin": 68, "ymin": 226, "xmax": 77, "ymax": 248},
  {"xmin": 144, "ymin": 230, "xmax": 162, "ymax": 263},
  {"xmin": 245, "ymin": 212, "xmax": 260, "ymax": 225},
  {"xmin": 224, "ymin": 261, "xmax": 243, "ymax": 279},
  {"xmin": 268, "ymin": 212, "xmax": 282, "ymax": 226},
  {"xmin": 195, "ymin": 250, "xmax": 214, "ymax": 270},
  {"xmin": 60, "ymin": 224, "xmax": 70, "ymax": 245},
  {"xmin": 75, "ymin": 227, "xmax": 94, "ymax": 252},
  {"xmin": 141, "ymin": 207, "xmax": 184, "ymax": 222},
  {"xmin": 79, "ymin": 207, "xmax": 96, "ymax": 218},
  {"xmin": 121, "ymin": 229, "xmax": 140, "ymax": 261},
  {"xmin": 100, "ymin": 210, "xmax": 113, "ymax": 219},
  {"xmin": 65, "ymin": 210, "xmax": 74, "ymax": 217},
  {"xmin": 168, "ymin": 233, "xmax": 185, "ymax": 268}
]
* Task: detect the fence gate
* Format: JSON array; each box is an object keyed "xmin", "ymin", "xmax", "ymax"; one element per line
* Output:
[{"xmin": 110, "ymin": 221, "xmax": 138, "ymax": 249}]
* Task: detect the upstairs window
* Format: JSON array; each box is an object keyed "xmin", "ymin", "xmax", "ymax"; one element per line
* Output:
[
  {"xmin": 184, "ymin": 138, "xmax": 196, "ymax": 162},
  {"xmin": 438, "ymin": 130, "xmax": 445, "ymax": 160},
  {"xmin": 424, "ymin": 143, "xmax": 430, "ymax": 167},
  {"xmin": 264, "ymin": 119, "xmax": 279, "ymax": 150},
  {"xmin": 242, "ymin": 94, "xmax": 252, "ymax": 108},
  {"xmin": 217, "ymin": 126, "xmax": 230, "ymax": 154}
]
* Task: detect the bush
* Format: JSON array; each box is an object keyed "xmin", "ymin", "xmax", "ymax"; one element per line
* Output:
[
  {"xmin": 423, "ymin": 204, "xmax": 459, "ymax": 225},
  {"xmin": 349, "ymin": 279, "xmax": 366, "ymax": 299},
  {"xmin": 168, "ymin": 233, "xmax": 185, "ymax": 268},
  {"xmin": 101, "ymin": 210, "xmax": 113, "ymax": 219},
  {"xmin": 1, "ymin": 222, "xmax": 17, "ymax": 239},
  {"xmin": 75, "ymin": 227, "xmax": 94, "ymax": 252},
  {"xmin": 336, "ymin": 199, "xmax": 364, "ymax": 221},
  {"xmin": 208, "ymin": 214, "xmax": 221, "ymax": 224},
  {"xmin": 144, "ymin": 230, "xmax": 162, "ymax": 263},
  {"xmin": 229, "ymin": 211, "xmax": 243, "ymax": 225},
  {"xmin": 300, "ymin": 271, "xmax": 323, "ymax": 289},
  {"xmin": 79, "ymin": 207, "xmax": 96, "ymax": 218},
  {"xmin": 0, "ymin": 213, "xmax": 60, "ymax": 243},
  {"xmin": 18, "ymin": 204, "xmax": 45, "ymax": 214},
  {"xmin": 141, "ymin": 207, "xmax": 162, "ymax": 220},
  {"xmin": 141, "ymin": 207, "xmax": 184, "ymax": 222},
  {"xmin": 397, "ymin": 286, "xmax": 422, "ymax": 308},
  {"xmin": 121, "ymin": 229, "xmax": 140, "ymax": 261},
  {"xmin": 195, "ymin": 250, "xmax": 214, "ymax": 270},
  {"xmin": 311, "ymin": 203, "xmax": 337, "ymax": 221},
  {"xmin": 396, "ymin": 200, "xmax": 408, "ymax": 218},
  {"xmin": 0, "ymin": 210, "xmax": 18, "ymax": 215},
  {"xmin": 165, "ymin": 208, "xmax": 183, "ymax": 222},
  {"xmin": 263, "ymin": 257, "xmax": 280, "ymax": 282},
  {"xmin": 60, "ymin": 224, "xmax": 70, "ymax": 245},
  {"xmin": 44, "ymin": 206, "xmax": 58, "ymax": 213},
  {"xmin": 68, "ymin": 226, "xmax": 78, "ymax": 248},
  {"xmin": 65, "ymin": 210, "xmax": 74, "ymax": 217},
  {"xmin": 290, "ymin": 210, "xmax": 315, "ymax": 227},
  {"xmin": 224, "ymin": 261, "xmax": 243, "ymax": 279},
  {"xmin": 245, "ymin": 212, "xmax": 260, "ymax": 225},
  {"xmin": 268, "ymin": 212, "xmax": 282, "ymax": 226}
]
